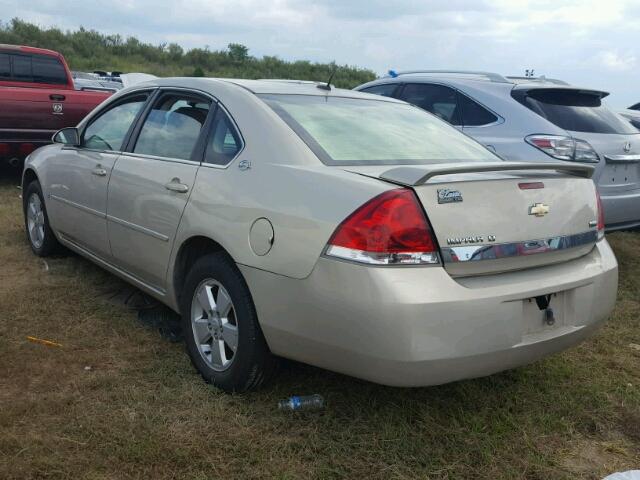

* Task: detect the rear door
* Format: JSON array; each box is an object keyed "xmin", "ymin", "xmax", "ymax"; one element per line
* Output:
[{"xmin": 106, "ymin": 90, "xmax": 213, "ymax": 291}]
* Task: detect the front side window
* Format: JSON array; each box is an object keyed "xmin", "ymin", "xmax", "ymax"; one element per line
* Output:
[
  {"xmin": 31, "ymin": 55, "xmax": 67, "ymax": 84},
  {"xmin": 260, "ymin": 94, "xmax": 498, "ymax": 166},
  {"xmin": 360, "ymin": 84, "xmax": 399, "ymax": 98},
  {"xmin": 134, "ymin": 94, "xmax": 211, "ymax": 160},
  {"xmin": 400, "ymin": 83, "xmax": 460, "ymax": 125},
  {"xmin": 205, "ymin": 108, "xmax": 242, "ymax": 165},
  {"xmin": 83, "ymin": 95, "xmax": 148, "ymax": 151},
  {"xmin": 516, "ymin": 89, "xmax": 638, "ymax": 134}
]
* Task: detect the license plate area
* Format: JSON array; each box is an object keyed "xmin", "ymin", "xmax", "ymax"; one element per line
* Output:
[
  {"xmin": 602, "ymin": 162, "xmax": 639, "ymax": 188},
  {"xmin": 522, "ymin": 291, "xmax": 567, "ymax": 335}
]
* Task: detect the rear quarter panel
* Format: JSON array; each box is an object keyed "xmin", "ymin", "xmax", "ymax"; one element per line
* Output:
[{"xmin": 167, "ymin": 82, "xmax": 391, "ymax": 301}]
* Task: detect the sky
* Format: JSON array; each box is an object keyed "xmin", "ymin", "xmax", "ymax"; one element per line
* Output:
[{"xmin": 2, "ymin": 0, "xmax": 639, "ymax": 107}]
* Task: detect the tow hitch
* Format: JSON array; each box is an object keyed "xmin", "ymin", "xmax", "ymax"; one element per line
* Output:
[{"xmin": 535, "ymin": 294, "xmax": 556, "ymax": 326}]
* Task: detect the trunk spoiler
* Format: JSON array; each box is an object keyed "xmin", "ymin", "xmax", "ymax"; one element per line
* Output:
[{"xmin": 379, "ymin": 161, "xmax": 594, "ymax": 186}]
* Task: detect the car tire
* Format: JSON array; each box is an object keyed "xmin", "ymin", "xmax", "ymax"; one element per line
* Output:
[
  {"xmin": 23, "ymin": 180, "xmax": 60, "ymax": 257},
  {"xmin": 181, "ymin": 252, "xmax": 277, "ymax": 392}
]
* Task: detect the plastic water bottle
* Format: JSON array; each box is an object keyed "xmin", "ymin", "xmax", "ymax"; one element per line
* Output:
[{"xmin": 278, "ymin": 394, "xmax": 324, "ymax": 411}]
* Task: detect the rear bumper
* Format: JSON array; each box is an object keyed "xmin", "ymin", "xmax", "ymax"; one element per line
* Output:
[
  {"xmin": 241, "ymin": 240, "xmax": 618, "ymax": 387},
  {"xmin": 600, "ymin": 188, "xmax": 640, "ymax": 230}
]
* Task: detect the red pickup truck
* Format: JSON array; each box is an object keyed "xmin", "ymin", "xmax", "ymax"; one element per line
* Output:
[{"xmin": 0, "ymin": 44, "xmax": 112, "ymax": 167}]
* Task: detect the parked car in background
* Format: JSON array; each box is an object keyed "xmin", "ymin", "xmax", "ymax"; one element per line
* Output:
[
  {"xmin": 0, "ymin": 44, "xmax": 112, "ymax": 168},
  {"xmin": 72, "ymin": 71, "xmax": 123, "ymax": 93},
  {"xmin": 356, "ymin": 71, "xmax": 640, "ymax": 231},
  {"xmin": 618, "ymin": 108, "xmax": 640, "ymax": 131},
  {"xmin": 22, "ymin": 78, "xmax": 617, "ymax": 392}
]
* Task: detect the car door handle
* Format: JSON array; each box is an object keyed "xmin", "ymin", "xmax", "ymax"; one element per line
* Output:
[
  {"xmin": 164, "ymin": 178, "xmax": 189, "ymax": 193},
  {"xmin": 92, "ymin": 165, "xmax": 107, "ymax": 176},
  {"xmin": 50, "ymin": 94, "xmax": 66, "ymax": 101}
]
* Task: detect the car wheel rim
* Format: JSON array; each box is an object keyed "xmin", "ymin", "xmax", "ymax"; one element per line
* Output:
[
  {"xmin": 191, "ymin": 279, "xmax": 238, "ymax": 372},
  {"xmin": 27, "ymin": 193, "xmax": 45, "ymax": 249}
]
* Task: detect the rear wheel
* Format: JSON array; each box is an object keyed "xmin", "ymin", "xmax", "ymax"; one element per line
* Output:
[
  {"xmin": 23, "ymin": 180, "xmax": 60, "ymax": 257},
  {"xmin": 181, "ymin": 252, "xmax": 277, "ymax": 392}
]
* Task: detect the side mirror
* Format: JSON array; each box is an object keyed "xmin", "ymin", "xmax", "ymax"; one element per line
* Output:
[{"xmin": 52, "ymin": 127, "xmax": 80, "ymax": 146}]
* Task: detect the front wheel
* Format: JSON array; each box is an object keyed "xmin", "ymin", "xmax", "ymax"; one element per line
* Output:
[
  {"xmin": 23, "ymin": 180, "xmax": 60, "ymax": 257},
  {"xmin": 181, "ymin": 252, "xmax": 277, "ymax": 392}
]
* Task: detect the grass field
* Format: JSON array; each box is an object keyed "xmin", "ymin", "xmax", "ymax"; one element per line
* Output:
[{"xmin": 0, "ymin": 170, "xmax": 638, "ymax": 479}]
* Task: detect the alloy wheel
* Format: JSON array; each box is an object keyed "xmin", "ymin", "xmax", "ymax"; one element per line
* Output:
[
  {"xmin": 190, "ymin": 279, "xmax": 239, "ymax": 371},
  {"xmin": 26, "ymin": 193, "xmax": 45, "ymax": 249}
]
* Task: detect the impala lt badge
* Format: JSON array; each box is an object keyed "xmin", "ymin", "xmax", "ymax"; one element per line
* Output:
[
  {"xmin": 437, "ymin": 188, "xmax": 463, "ymax": 204},
  {"xmin": 528, "ymin": 203, "xmax": 550, "ymax": 217}
]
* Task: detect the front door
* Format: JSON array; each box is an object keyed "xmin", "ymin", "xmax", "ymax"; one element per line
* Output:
[
  {"xmin": 107, "ymin": 91, "xmax": 213, "ymax": 290},
  {"xmin": 47, "ymin": 92, "xmax": 151, "ymax": 259}
]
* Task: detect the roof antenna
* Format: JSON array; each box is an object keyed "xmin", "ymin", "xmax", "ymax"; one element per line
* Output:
[{"xmin": 317, "ymin": 64, "xmax": 337, "ymax": 91}]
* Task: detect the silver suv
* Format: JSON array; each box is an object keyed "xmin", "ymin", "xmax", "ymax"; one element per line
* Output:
[{"xmin": 356, "ymin": 70, "xmax": 640, "ymax": 231}]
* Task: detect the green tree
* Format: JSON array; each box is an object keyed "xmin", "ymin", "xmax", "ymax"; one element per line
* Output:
[
  {"xmin": 0, "ymin": 18, "xmax": 376, "ymax": 88},
  {"xmin": 227, "ymin": 43, "xmax": 249, "ymax": 63}
]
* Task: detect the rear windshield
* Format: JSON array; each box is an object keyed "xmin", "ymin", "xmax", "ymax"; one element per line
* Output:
[
  {"xmin": 516, "ymin": 89, "xmax": 637, "ymax": 135},
  {"xmin": 259, "ymin": 94, "xmax": 499, "ymax": 165}
]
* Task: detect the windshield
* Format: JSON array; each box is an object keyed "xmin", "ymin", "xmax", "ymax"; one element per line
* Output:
[
  {"xmin": 517, "ymin": 89, "xmax": 638, "ymax": 135},
  {"xmin": 259, "ymin": 94, "xmax": 499, "ymax": 165}
]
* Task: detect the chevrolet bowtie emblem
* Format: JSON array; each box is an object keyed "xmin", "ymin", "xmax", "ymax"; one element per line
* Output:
[{"xmin": 528, "ymin": 203, "xmax": 550, "ymax": 217}]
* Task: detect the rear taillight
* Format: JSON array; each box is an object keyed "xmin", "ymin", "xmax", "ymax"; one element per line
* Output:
[
  {"xmin": 326, "ymin": 189, "xmax": 439, "ymax": 265},
  {"xmin": 596, "ymin": 191, "xmax": 605, "ymax": 240},
  {"xmin": 18, "ymin": 143, "xmax": 36, "ymax": 156},
  {"xmin": 525, "ymin": 134, "xmax": 599, "ymax": 163}
]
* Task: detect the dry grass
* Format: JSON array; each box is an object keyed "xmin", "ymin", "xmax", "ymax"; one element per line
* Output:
[{"xmin": 0, "ymin": 169, "xmax": 639, "ymax": 479}]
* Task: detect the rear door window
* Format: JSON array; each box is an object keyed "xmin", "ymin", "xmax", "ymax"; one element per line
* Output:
[
  {"xmin": 515, "ymin": 89, "xmax": 637, "ymax": 134},
  {"xmin": 359, "ymin": 84, "xmax": 400, "ymax": 98},
  {"xmin": 459, "ymin": 94, "xmax": 498, "ymax": 126},
  {"xmin": 134, "ymin": 93, "xmax": 211, "ymax": 160},
  {"xmin": 400, "ymin": 83, "xmax": 461, "ymax": 125}
]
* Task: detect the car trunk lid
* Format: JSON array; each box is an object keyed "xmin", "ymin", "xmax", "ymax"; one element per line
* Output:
[{"xmin": 345, "ymin": 161, "xmax": 600, "ymax": 276}]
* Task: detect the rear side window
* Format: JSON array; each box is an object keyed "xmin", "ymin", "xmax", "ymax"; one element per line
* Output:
[
  {"xmin": 459, "ymin": 94, "xmax": 498, "ymax": 126},
  {"xmin": 629, "ymin": 103, "xmax": 640, "ymax": 111},
  {"xmin": 134, "ymin": 94, "xmax": 211, "ymax": 160},
  {"xmin": 515, "ymin": 89, "xmax": 637, "ymax": 134},
  {"xmin": 400, "ymin": 83, "xmax": 460, "ymax": 125},
  {"xmin": 1, "ymin": 53, "xmax": 68, "ymax": 84},
  {"xmin": 359, "ymin": 84, "xmax": 399, "ymax": 98},
  {"xmin": 205, "ymin": 108, "xmax": 242, "ymax": 165},
  {"xmin": 83, "ymin": 95, "xmax": 148, "ymax": 151}
]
